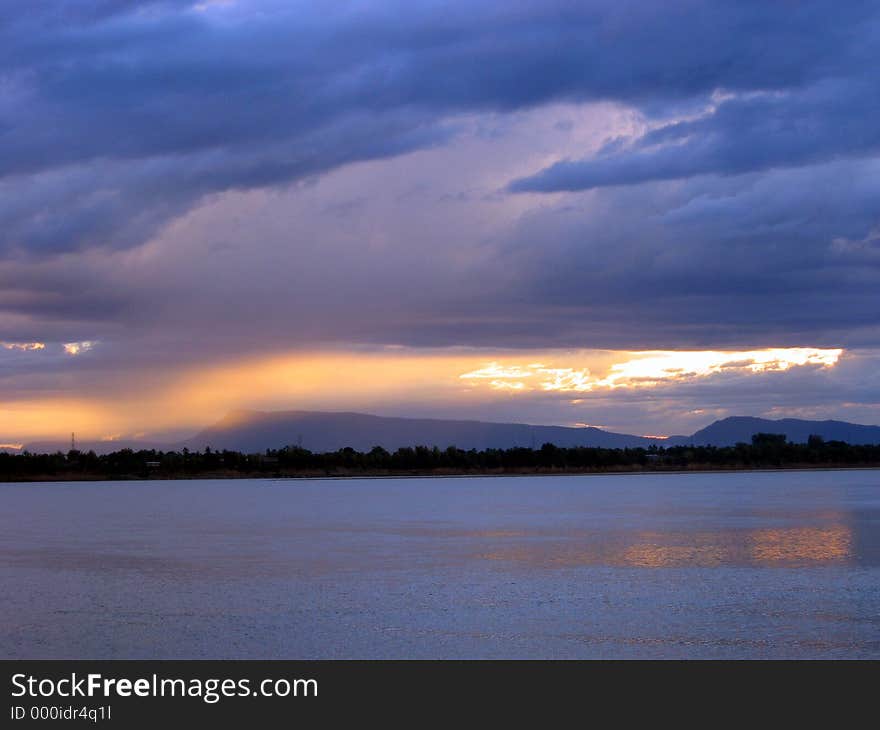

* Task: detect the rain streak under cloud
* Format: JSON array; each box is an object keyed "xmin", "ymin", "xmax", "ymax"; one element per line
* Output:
[{"xmin": 1, "ymin": 1, "xmax": 879, "ymax": 442}]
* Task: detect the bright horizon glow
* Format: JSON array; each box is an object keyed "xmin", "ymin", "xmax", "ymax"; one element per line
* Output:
[
  {"xmin": 0, "ymin": 346, "xmax": 849, "ymax": 444},
  {"xmin": 0, "ymin": 399, "xmax": 111, "ymax": 443}
]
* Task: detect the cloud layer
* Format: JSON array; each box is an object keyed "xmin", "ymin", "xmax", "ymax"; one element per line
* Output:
[{"xmin": 1, "ymin": 1, "xmax": 879, "ymax": 438}]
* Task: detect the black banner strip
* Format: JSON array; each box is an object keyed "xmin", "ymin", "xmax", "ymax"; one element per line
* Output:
[{"xmin": 2, "ymin": 660, "xmax": 874, "ymax": 726}]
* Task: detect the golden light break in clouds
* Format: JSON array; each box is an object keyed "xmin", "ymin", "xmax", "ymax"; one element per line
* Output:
[{"xmin": 459, "ymin": 348, "xmax": 843, "ymax": 393}]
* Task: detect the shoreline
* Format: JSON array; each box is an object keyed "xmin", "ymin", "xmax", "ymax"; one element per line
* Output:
[{"xmin": 2, "ymin": 463, "xmax": 879, "ymax": 483}]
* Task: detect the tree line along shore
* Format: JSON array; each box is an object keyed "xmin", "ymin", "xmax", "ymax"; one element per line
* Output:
[{"xmin": 2, "ymin": 433, "xmax": 879, "ymax": 481}]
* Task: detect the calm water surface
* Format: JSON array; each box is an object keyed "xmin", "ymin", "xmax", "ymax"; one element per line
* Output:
[{"xmin": 1, "ymin": 470, "xmax": 879, "ymax": 658}]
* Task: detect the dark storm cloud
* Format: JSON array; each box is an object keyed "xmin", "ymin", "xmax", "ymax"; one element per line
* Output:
[{"xmin": 1, "ymin": 0, "xmax": 876, "ymax": 253}]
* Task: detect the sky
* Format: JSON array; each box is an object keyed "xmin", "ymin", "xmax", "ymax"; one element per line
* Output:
[{"xmin": 1, "ymin": 0, "xmax": 879, "ymax": 445}]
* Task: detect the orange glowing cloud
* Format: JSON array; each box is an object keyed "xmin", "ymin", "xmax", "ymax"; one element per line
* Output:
[
  {"xmin": 1, "ymin": 341, "xmax": 45, "ymax": 351},
  {"xmin": 63, "ymin": 341, "xmax": 96, "ymax": 356}
]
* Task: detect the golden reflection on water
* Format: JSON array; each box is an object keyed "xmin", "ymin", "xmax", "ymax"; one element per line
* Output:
[
  {"xmin": 468, "ymin": 530, "xmax": 529, "ymax": 539},
  {"xmin": 476, "ymin": 523, "xmax": 854, "ymax": 568},
  {"xmin": 621, "ymin": 542, "xmax": 732, "ymax": 568},
  {"xmin": 749, "ymin": 526, "xmax": 852, "ymax": 564}
]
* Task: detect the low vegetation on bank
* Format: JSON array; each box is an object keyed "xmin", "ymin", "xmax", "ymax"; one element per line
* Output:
[{"xmin": 1, "ymin": 433, "xmax": 879, "ymax": 481}]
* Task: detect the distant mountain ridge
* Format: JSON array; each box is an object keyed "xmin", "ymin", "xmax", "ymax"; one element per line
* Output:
[
  {"xmin": 20, "ymin": 412, "xmax": 880, "ymax": 454},
  {"xmin": 184, "ymin": 410, "xmax": 880, "ymax": 453},
  {"xmin": 183, "ymin": 410, "xmax": 664, "ymax": 453},
  {"xmin": 666, "ymin": 416, "xmax": 880, "ymax": 447}
]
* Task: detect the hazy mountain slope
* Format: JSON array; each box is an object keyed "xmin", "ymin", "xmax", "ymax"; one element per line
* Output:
[{"xmin": 184, "ymin": 410, "xmax": 664, "ymax": 453}]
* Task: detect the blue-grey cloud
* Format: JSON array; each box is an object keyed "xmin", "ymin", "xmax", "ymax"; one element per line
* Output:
[{"xmin": 509, "ymin": 79, "xmax": 880, "ymax": 192}]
